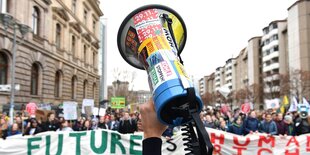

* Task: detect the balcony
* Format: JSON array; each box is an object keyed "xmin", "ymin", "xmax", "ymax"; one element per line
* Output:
[
  {"xmin": 264, "ymin": 86, "xmax": 280, "ymax": 93},
  {"xmin": 215, "ymin": 81, "xmax": 221, "ymax": 86},
  {"xmin": 262, "ymin": 40, "xmax": 279, "ymax": 52},
  {"xmin": 225, "ymin": 69, "xmax": 232, "ymax": 74},
  {"xmin": 226, "ymin": 76, "xmax": 232, "ymax": 81},
  {"xmin": 263, "ymin": 51, "xmax": 279, "ymax": 62},
  {"xmin": 261, "ymin": 28, "xmax": 278, "ymax": 42},
  {"xmin": 264, "ymin": 74, "xmax": 280, "ymax": 82},
  {"xmin": 263, "ymin": 62, "xmax": 279, "ymax": 72}
]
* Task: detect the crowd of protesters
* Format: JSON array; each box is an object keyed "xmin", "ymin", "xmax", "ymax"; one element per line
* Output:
[
  {"xmin": 0, "ymin": 109, "xmax": 140, "ymax": 139},
  {"xmin": 200, "ymin": 106, "xmax": 310, "ymax": 136},
  {"xmin": 1, "ymin": 105, "xmax": 310, "ymax": 140}
]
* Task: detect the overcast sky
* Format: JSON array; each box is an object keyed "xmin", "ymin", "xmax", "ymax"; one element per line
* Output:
[{"xmin": 100, "ymin": 0, "xmax": 296, "ymax": 91}]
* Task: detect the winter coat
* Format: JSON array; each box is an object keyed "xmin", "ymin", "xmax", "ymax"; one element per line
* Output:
[
  {"xmin": 259, "ymin": 120, "xmax": 278, "ymax": 135},
  {"xmin": 275, "ymin": 120, "xmax": 286, "ymax": 135},
  {"xmin": 284, "ymin": 123, "xmax": 295, "ymax": 136},
  {"xmin": 228, "ymin": 123, "xmax": 244, "ymax": 135},
  {"xmin": 243, "ymin": 117, "xmax": 260, "ymax": 134}
]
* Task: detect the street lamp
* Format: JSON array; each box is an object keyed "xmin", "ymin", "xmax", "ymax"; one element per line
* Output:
[{"xmin": 0, "ymin": 13, "xmax": 31, "ymax": 124}]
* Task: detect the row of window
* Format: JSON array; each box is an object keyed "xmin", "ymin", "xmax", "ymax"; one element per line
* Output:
[
  {"xmin": 263, "ymin": 45, "xmax": 279, "ymax": 56},
  {"xmin": 261, "ymin": 34, "xmax": 278, "ymax": 47},
  {"xmin": 263, "ymin": 23, "xmax": 278, "ymax": 35},
  {"xmin": 31, "ymin": 5, "xmax": 97, "ymax": 67},
  {"xmin": 0, "ymin": 52, "xmax": 96, "ymax": 99},
  {"xmin": 263, "ymin": 57, "xmax": 279, "ymax": 67}
]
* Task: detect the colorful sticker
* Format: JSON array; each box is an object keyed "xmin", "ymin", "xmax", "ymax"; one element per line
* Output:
[
  {"xmin": 133, "ymin": 9, "xmax": 163, "ymax": 43},
  {"xmin": 174, "ymin": 60, "xmax": 191, "ymax": 89},
  {"xmin": 125, "ymin": 26, "xmax": 140, "ymax": 54},
  {"xmin": 148, "ymin": 61, "xmax": 178, "ymax": 91},
  {"xmin": 138, "ymin": 35, "xmax": 171, "ymax": 56},
  {"xmin": 146, "ymin": 52, "xmax": 164, "ymax": 67}
]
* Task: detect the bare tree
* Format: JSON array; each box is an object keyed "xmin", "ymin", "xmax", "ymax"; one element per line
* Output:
[
  {"xmin": 279, "ymin": 73, "xmax": 290, "ymax": 96},
  {"xmin": 263, "ymin": 73, "xmax": 281, "ymax": 99},
  {"xmin": 290, "ymin": 69, "xmax": 310, "ymax": 100},
  {"xmin": 112, "ymin": 67, "xmax": 137, "ymax": 104}
]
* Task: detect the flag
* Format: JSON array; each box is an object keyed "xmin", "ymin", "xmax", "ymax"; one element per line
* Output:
[
  {"xmin": 288, "ymin": 97, "xmax": 298, "ymax": 112},
  {"xmin": 280, "ymin": 95, "xmax": 289, "ymax": 114},
  {"xmin": 303, "ymin": 97, "xmax": 309, "ymax": 105}
]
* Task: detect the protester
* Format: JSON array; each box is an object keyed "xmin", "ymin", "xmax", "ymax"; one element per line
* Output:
[
  {"xmin": 284, "ymin": 115, "xmax": 295, "ymax": 136},
  {"xmin": 217, "ymin": 120, "xmax": 228, "ymax": 132},
  {"xmin": 7, "ymin": 123, "xmax": 22, "ymax": 137},
  {"xmin": 259, "ymin": 113, "xmax": 278, "ymax": 135},
  {"xmin": 0, "ymin": 118, "xmax": 8, "ymax": 139},
  {"xmin": 275, "ymin": 113, "xmax": 286, "ymax": 135},
  {"xmin": 81, "ymin": 120, "xmax": 92, "ymax": 131},
  {"xmin": 118, "ymin": 112, "xmax": 137, "ymax": 134},
  {"xmin": 43, "ymin": 113, "xmax": 59, "ymax": 131},
  {"xmin": 97, "ymin": 116, "xmax": 109, "ymax": 129},
  {"xmin": 108, "ymin": 114, "xmax": 120, "ymax": 131},
  {"xmin": 228, "ymin": 116, "xmax": 244, "ymax": 135},
  {"xmin": 295, "ymin": 114, "xmax": 310, "ymax": 136},
  {"xmin": 23, "ymin": 119, "xmax": 43, "ymax": 136},
  {"xmin": 203, "ymin": 114, "xmax": 215, "ymax": 128},
  {"xmin": 57, "ymin": 120, "xmax": 73, "ymax": 132},
  {"xmin": 243, "ymin": 110, "xmax": 260, "ymax": 135}
]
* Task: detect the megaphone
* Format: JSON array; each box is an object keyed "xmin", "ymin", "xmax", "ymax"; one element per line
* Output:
[
  {"xmin": 117, "ymin": 4, "xmax": 203, "ymax": 126},
  {"xmin": 117, "ymin": 5, "xmax": 213, "ymax": 154}
]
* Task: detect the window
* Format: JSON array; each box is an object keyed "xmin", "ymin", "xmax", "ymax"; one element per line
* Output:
[
  {"xmin": 84, "ymin": 9, "xmax": 88, "ymax": 25},
  {"xmin": 71, "ymin": 36, "xmax": 76, "ymax": 56},
  {"xmin": 83, "ymin": 80, "xmax": 88, "ymax": 98},
  {"xmin": 31, "ymin": 63, "xmax": 39, "ymax": 95},
  {"xmin": 83, "ymin": 45, "xmax": 87, "ymax": 63},
  {"xmin": 92, "ymin": 20, "xmax": 96, "ymax": 33},
  {"xmin": 56, "ymin": 24, "xmax": 61, "ymax": 48},
  {"xmin": 273, "ymin": 45, "xmax": 279, "ymax": 52},
  {"xmin": 72, "ymin": 0, "xmax": 77, "ymax": 14},
  {"xmin": 32, "ymin": 7, "xmax": 40, "ymax": 35},
  {"xmin": 71, "ymin": 76, "xmax": 77, "ymax": 99},
  {"xmin": 0, "ymin": 52, "xmax": 8, "ymax": 84},
  {"xmin": 54, "ymin": 71, "xmax": 62, "ymax": 97},
  {"xmin": 93, "ymin": 52, "xmax": 96, "ymax": 67},
  {"xmin": 93, "ymin": 83, "xmax": 96, "ymax": 99}
]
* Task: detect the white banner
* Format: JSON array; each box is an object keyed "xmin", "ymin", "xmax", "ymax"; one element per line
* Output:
[{"xmin": 1, "ymin": 128, "xmax": 310, "ymax": 155}]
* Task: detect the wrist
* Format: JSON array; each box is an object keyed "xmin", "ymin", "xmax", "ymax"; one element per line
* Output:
[{"xmin": 144, "ymin": 132, "xmax": 162, "ymax": 139}]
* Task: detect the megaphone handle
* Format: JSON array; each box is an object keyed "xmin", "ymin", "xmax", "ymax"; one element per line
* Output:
[{"xmin": 191, "ymin": 111, "xmax": 214, "ymax": 155}]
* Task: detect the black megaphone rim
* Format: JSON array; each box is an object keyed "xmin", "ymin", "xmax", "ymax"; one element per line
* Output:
[{"xmin": 117, "ymin": 4, "xmax": 187, "ymax": 70}]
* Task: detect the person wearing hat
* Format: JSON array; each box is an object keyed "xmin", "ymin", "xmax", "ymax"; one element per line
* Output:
[{"xmin": 283, "ymin": 115, "xmax": 295, "ymax": 136}]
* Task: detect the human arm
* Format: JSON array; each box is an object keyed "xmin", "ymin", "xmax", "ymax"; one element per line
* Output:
[{"xmin": 139, "ymin": 99, "xmax": 167, "ymax": 155}]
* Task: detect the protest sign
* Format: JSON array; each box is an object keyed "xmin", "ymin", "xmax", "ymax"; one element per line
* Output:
[
  {"xmin": 99, "ymin": 108, "xmax": 106, "ymax": 116},
  {"xmin": 265, "ymin": 98, "xmax": 280, "ymax": 109},
  {"xmin": 82, "ymin": 99, "xmax": 94, "ymax": 116},
  {"xmin": 93, "ymin": 107, "xmax": 99, "ymax": 116},
  {"xmin": 63, "ymin": 102, "xmax": 77, "ymax": 120},
  {"xmin": 111, "ymin": 97, "xmax": 126, "ymax": 109}
]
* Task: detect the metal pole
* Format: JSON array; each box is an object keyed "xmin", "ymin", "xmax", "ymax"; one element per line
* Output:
[{"xmin": 9, "ymin": 24, "xmax": 17, "ymax": 125}]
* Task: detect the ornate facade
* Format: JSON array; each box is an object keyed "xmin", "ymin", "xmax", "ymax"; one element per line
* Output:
[{"xmin": 0, "ymin": 0, "xmax": 103, "ymax": 110}]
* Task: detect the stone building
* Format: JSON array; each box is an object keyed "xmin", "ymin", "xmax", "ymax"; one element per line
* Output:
[{"xmin": 0, "ymin": 0, "xmax": 103, "ymax": 110}]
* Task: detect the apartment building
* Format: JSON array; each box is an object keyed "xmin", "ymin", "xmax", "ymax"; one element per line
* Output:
[
  {"xmin": 200, "ymin": 0, "xmax": 310, "ymax": 107},
  {"xmin": 0, "ymin": 0, "xmax": 103, "ymax": 110},
  {"xmin": 261, "ymin": 20, "xmax": 288, "ymax": 98}
]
